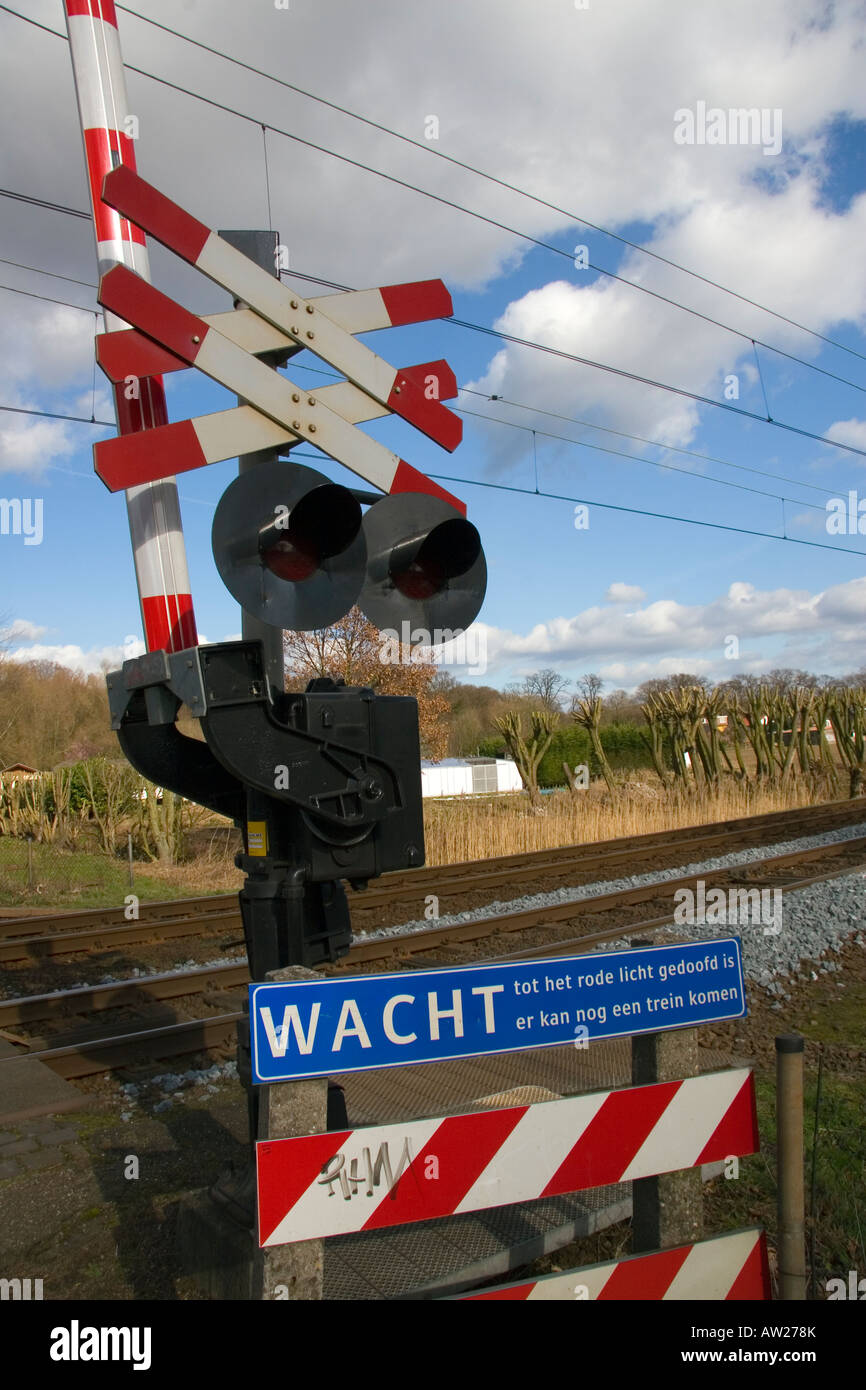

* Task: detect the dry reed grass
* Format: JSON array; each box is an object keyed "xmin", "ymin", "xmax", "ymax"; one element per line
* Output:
[
  {"xmin": 145, "ymin": 774, "xmax": 838, "ymax": 895},
  {"xmin": 421, "ymin": 774, "xmax": 835, "ymax": 866}
]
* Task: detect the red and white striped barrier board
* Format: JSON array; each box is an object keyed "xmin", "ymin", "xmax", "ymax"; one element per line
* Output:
[
  {"xmin": 95, "ymin": 267, "xmax": 465, "ymax": 511},
  {"xmin": 257, "ymin": 1068, "xmax": 757, "ymax": 1247},
  {"xmin": 459, "ymin": 1228, "xmax": 770, "ymax": 1301},
  {"xmin": 99, "ymin": 165, "xmax": 462, "ymax": 453}
]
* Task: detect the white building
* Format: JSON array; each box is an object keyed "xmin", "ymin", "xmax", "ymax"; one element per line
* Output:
[{"xmin": 420, "ymin": 757, "xmax": 523, "ymax": 799}]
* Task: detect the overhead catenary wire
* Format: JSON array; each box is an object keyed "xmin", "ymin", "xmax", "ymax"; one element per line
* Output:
[
  {"xmin": 5, "ymin": 214, "xmax": 864, "ymax": 469},
  {"xmin": 423, "ymin": 472, "xmax": 866, "ymax": 557},
  {"xmin": 109, "ymin": 1, "xmax": 866, "ymax": 367},
  {"xmin": 447, "ymin": 315, "xmax": 866, "ymax": 463},
  {"xmin": 0, "ymin": 254, "xmax": 858, "ymax": 518},
  {"xmin": 3, "ymin": 4, "xmax": 866, "ymax": 400},
  {"xmin": 0, "ymin": 256, "xmax": 97, "ymax": 289},
  {"xmin": 277, "ymin": 271, "xmax": 866, "ymax": 467},
  {"xmin": 0, "ymin": 328, "xmax": 839, "ymax": 508},
  {"xmin": 266, "ymin": 335, "xmax": 851, "ymax": 504},
  {"xmin": 0, "ymin": 9, "xmax": 862, "ymax": 552},
  {"xmin": 0, "ymin": 402, "xmax": 858, "ymax": 555},
  {"xmin": 0, "ymin": 403, "xmax": 114, "ymax": 427},
  {"xmin": 457, "ymin": 387, "xmax": 840, "ymax": 498},
  {"xmin": 0, "ymin": 280, "xmax": 98, "ymax": 314},
  {"xmin": 0, "ymin": 390, "xmax": 853, "ymax": 543},
  {"xmin": 0, "ymin": 181, "xmax": 90, "ymax": 219},
  {"xmin": 455, "ymin": 404, "xmax": 831, "ymax": 513},
  {"xmin": 277, "ymin": 268, "xmax": 857, "ymax": 496}
]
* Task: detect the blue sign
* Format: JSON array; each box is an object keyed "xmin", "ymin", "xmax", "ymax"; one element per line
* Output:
[{"xmin": 250, "ymin": 937, "xmax": 746, "ymax": 1082}]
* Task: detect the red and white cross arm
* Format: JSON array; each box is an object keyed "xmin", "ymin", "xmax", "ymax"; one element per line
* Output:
[
  {"xmin": 93, "ymin": 287, "xmax": 459, "ymax": 379},
  {"xmin": 97, "ymin": 303, "xmax": 459, "ymax": 399},
  {"xmin": 94, "ymin": 364, "xmax": 458, "ymax": 490},
  {"xmin": 64, "ymin": 0, "xmax": 196, "ymax": 653},
  {"xmin": 256, "ymin": 1068, "xmax": 758, "ymax": 1247},
  {"xmin": 461, "ymin": 1229, "xmax": 771, "ymax": 1301},
  {"xmin": 96, "ymin": 267, "xmax": 466, "ymax": 513},
  {"xmin": 100, "ymin": 165, "xmax": 463, "ymax": 454}
]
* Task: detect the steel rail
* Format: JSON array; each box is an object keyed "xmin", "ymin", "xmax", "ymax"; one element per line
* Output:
[
  {"xmin": 1, "ymin": 798, "xmax": 863, "ymax": 963},
  {"xmin": 4, "ymin": 839, "xmax": 865, "ymax": 1074}
]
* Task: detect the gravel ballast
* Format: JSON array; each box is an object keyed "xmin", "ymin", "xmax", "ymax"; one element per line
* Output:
[{"xmin": 361, "ymin": 820, "xmax": 866, "ymax": 989}]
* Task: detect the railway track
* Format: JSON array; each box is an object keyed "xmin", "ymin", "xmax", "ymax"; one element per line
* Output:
[
  {"xmin": 2, "ymin": 827, "xmax": 865, "ymax": 1079},
  {"xmin": 1, "ymin": 796, "xmax": 863, "ymax": 966}
]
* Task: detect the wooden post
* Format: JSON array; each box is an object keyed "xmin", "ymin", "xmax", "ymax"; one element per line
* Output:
[
  {"xmin": 251, "ymin": 964, "xmax": 329, "ymax": 1300},
  {"xmin": 631, "ymin": 1025, "xmax": 704, "ymax": 1252},
  {"xmin": 776, "ymin": 1033, "xmax": 806, "ymax": 1300}
]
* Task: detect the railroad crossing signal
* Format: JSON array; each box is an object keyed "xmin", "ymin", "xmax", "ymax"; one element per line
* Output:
[
  {"xmin": 100, "ymin": 166, "xmax": 487, "ymax": 977},
  {"xmin": 92, "ymin": 165, "xmax": 486, "ymax": 635}
]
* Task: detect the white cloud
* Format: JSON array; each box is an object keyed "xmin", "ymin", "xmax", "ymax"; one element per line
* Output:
[
  {"xmin": 0, "ymin": 0, "xmax": 863, "ymax": 510},
  {"xmin": 826, "ymin": 418, "xmax": 866, "ymax": 453},
  {"xmin": 3, "ymin": 632, "xmax": 247, "ymax": 676},
  {"xmin": 7, "ymin": 634, "xmax": 145, "ymax": 677},
  {"xmin": 0, "ymin": 302, "xmax": 96, "ymax": 396},
  {"xmin": 475, "ymin": 574, "xmax": 866, "ymax": 683},
  {"xmin": 3, "ymin": 0, "xmax": 866, "ymax": 684},
  {"xmin": 606, "ymin": 582, "xmax": 646, "ymax": 603},
  {"xmin": 3, "ymin": 1, "xmax": 866, "ymax": 340},
  {"xmin": 466, "ymin": 167, "xmax": 866, "ymax": 473},
  {"xmin": 0, "ymin": 618, "xmax": 47, "ymax": 644},
  {"xmin": 0, "ymin": 407, "xmax": 78, "ymax": 477}
]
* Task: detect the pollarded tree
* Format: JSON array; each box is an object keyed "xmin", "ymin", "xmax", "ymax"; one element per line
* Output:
[
  {"xmin": 493, "ymin": 709, "xmax": 558, "ymax": 809},
  {"xmin": 571, "ymin": 692, "xmax": 617, "ymax": 792}
]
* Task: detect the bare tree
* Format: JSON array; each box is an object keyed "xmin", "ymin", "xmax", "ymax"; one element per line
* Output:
[
  {"xmin": 636, "ymin": 673, "xmax": 707, "ymax": 703},
  {"xmin": 575, "ymin": 672, "xmax": 603, "ymax": 703},
  {"xmin": 283, "ymin": 606, "xmax": 450, "ymax": 760},
  {"xmin": 600, "ymin": 688, "xmax": 644, "ymax": 725},
  {"xmin": 521, "ymin": 669, "xmax": 570, "ymax": 712}
]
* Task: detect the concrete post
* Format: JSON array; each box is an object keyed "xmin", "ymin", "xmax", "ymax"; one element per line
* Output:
[
  {"xmin": 177, "ymin": 966, "xmax": 329, "ymax": 1299},
  {"xmin": 251, "ymin": 965, "xmax": 329, "ymax": 1300}
]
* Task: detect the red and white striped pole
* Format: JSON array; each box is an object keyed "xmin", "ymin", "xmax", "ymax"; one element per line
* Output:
[{"xmin": 64, "ymin": 0, "xmax": 197, "ymax": 653}]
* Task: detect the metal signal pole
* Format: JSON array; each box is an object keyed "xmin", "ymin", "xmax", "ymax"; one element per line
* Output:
[{"xmin": 64, "ymin": 0, "xmax": 197, "ymax": 653}]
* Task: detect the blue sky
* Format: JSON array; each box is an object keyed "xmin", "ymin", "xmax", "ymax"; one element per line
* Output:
[{"xmin": 2, "ymin": 0, "xmax": 866, "ymax": 694}]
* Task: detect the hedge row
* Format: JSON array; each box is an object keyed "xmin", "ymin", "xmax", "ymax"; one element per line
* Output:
[{"xmin": 478, "ymin": 723, "xmax": 654, "ymax": 786}]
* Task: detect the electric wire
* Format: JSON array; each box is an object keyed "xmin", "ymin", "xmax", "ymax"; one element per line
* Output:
[
  {"xmin": 0, "ymin": 403, "xmax": 114, "ymax": 426},
  {"xmin": 423, "ymin": 472, "xmax": 866, "ymax": 557},
  {"xmin": 0, "ymin": 256, "xmax": 97, "ymax": 289},
  {"xmin": 3, "ymin": 5, "xmax": 866, "ymax": 397},
  {"xmin": 0, "ymin": 260, "xmax": 856, "ymax": 514},
  {"xmin": 0, "ymin": 280, "xmax": 97, "ymax": 314},
  {"xmin": 111, "ymin": 2, "xmax": 866, "ymax": 366},
  {"xmin": 0, "ymin": 398, "xmax": 857, "ymax": 553},
  {"xmin": 0, "ymin": 9, "xmax": 863, "ymax": 547}
]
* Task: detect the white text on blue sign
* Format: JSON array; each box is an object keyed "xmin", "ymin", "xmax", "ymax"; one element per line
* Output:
[{"xmin": 249, "ymin": 938, "xmax": 746, "ymax": 1082}]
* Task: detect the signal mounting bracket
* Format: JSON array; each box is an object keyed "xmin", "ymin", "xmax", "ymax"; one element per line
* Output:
[{"xmin": 106, "ymin": 639, "xmax": 425, "ymax": 886}]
